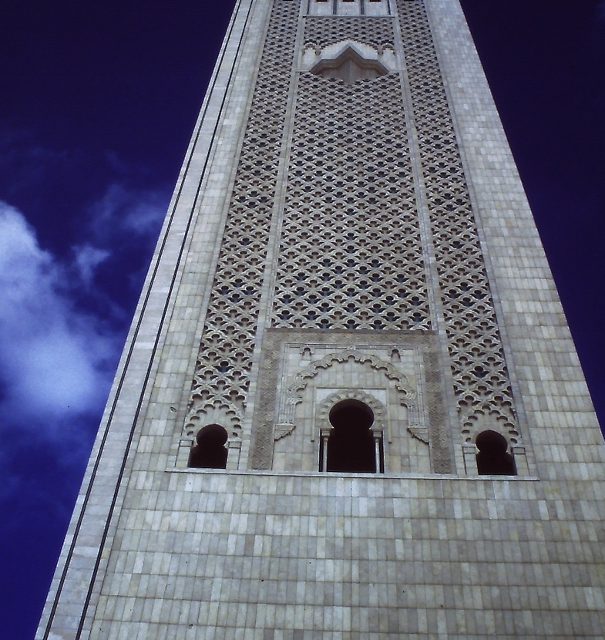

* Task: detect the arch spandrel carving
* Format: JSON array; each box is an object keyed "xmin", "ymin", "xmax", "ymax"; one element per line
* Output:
[
  {"xmin": 316, "ymin": 388, "xmax": 388, "ymax": 434},
  {"xmin": 251, "ymin": 330, "xmax": 452, "ymax": 473},
  {"xmin": 286, "ymin": 349, "xmax": 416, "ymax": 409}
]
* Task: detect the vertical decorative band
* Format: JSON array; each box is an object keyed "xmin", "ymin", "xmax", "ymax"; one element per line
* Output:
[
  {"xmin": 397, "ymin": 0, "xmax": 520, "ymax": 444},
  {"xmin": 185, "ymin": 0, "xmax": 300, "ymax": 435},
  {"xmin": 271, "ymin": 16, "xmax": 431, "ymax": 331}
]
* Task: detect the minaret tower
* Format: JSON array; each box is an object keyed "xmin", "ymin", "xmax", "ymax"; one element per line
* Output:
[{"xmin": 38, "ymin": 0, "xmax": 605, "ymax": 637}]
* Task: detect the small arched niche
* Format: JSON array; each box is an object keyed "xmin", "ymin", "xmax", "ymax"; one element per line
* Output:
[
  {"xmin": 309, "ymin": 45, "xmax": 389, "ymax": 85},
  {"xmin": 323, "ymin": 399, "xmax": 380, "ymax": 473},
  {"xmin": 476, "ymin": 430, "xmax": 517, "ymax": 476},
  {"xmin": 188, "ymin": 424, "xmax": 228, "ymax": 469}
]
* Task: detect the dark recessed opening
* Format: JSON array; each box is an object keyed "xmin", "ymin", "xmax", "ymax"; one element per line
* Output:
[
  {"xmin": 326, "ymin": 399, "xmax": 376, "ymax": 473},
  {"xmin": 188, "ymin": 424, "xmax": 228, "ymax": 469},
  {"xmin": 476, "ymin": 429, "xmax": 517, "ymax": 476}
]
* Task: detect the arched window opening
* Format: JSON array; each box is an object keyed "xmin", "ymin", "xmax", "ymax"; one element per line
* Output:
[
  {"xmin": 188, "ymin": 424, "xmax": 228, "ymax": 469},
  {"xmin": 321, "ymin": 399, "xmax": 382, "ymax": 473},
  {"xmin": 476, "ymin": 430, "xmax": 517, "ymax": 476}
]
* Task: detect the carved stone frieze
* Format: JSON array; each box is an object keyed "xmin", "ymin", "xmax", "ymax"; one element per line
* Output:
[
  {"xmin": 271, "ymin": 47, "xmax": 431, "ymax": 331},
  {"xmin": 182, "ymin": 0, "xmax": 301, "ymax": 445},
  {"xmin": 398, "ymin": 0, "xmax": 521, "ymax": 446},
  {"xmin": 251, "ymin": 329, "xmax": 452, "ymax": 473}
]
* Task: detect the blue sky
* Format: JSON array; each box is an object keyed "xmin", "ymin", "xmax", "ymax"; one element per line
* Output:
[{"xmin": 0, "ymin": 0, "xmax": 604, "ymax": 638}]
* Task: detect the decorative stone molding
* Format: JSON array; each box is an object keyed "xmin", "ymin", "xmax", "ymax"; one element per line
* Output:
[
  {"xmin": 302, "ymin": 40, "xmax": 396, "ymax": 84},
  {"xmin": 274, "ymin": 423, "xmax": 296, "ymax": 441},
  {"xmin": 287, "ymin": 349, "xmax": 416, "ymax": 407},
  {"xmin": 407, "ymin": 425, "xmax": 429, "ymax": 445},
  {"xmin": 316, "ymin": 388, "xmax": 387, "ymax": 433},
  {"xmin": 251, "ymin": 329, "xmax": 453, "ymax": 473}
]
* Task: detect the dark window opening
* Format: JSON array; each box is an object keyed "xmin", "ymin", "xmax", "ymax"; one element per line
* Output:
[
  {"xmin": 378, "ymin": 434, "xmax": 385, "ymax": 474},
  {"xmin": 323, "ymin": 399, "xmax": 380, "ymax": 473},
  {"xmin": 188, "ymin": 424, "xmax": 228, "ymax": 469},
  {"xmin": 476, "ymin": 430, "xmax": 517, "ymax": 476}
]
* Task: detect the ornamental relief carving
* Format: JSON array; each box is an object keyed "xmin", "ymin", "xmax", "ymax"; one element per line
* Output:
[
  {"xmin": 273, "ymin": 349, "xmax": 419, "ymax": 449},
  {"xmin": 251, "ymin": 330, "xmax": 451, "ymax": 472},
  {"xmin": 180, "ymin": 4, "xmax": 525, "ymax": 474},
  {"xmin": 272, "ymin": 34, "xmax": 431, "ymax": 332},
  {"xmin": 397, "ymin": 0, "xmax": 522, "ymax": 447},
  {"xmin": 181, "ymin": 0, "xmax": 301, "ymax": 445},
  {"xmin": 304, "ymin": 16, "xmax": 395, "ymax": 50},
  {"xmin": 271, "ymin": 345, "xmax": 432, "ymax": 473},
  {"xmin": 302, "ymin": 40, "xmax": 396, "ymax": 84},
  {"xmin": 280, "ymin": 349, "xmax": 417, "ymax": 423}
]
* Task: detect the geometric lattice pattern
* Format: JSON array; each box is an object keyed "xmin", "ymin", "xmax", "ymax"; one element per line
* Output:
[
  {"xmin": 185, "ymin": 0, "xmax": 300, "ymax": 430},
  {"xmin": 398, "ymin": 0, "xmax": 520, "ymax": 443},
  {"xmin": 304, "ymin": 16, "xmax": 394, "ymax": 51},
  {"xmin": 185, "ymin": 1, "xmax": 520, "ymax": 448},
  {"xmin": 271, "ymin": 68, "xmax": 431, "ymax": 331}
]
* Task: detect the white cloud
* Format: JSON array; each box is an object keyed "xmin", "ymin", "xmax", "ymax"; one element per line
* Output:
[
  {"xmin": 123, "ymin": 198, "xmax": 166, "ymax": 235},
  {"xmin": 73, "ymin": 244, "xmax": 111, "ymax": 286},
  {"xmin": 0, "ymin": 203, "xmax": 119, "ymax": 431},
  {"xmin": 68, "ymin": 183, "xmax": 167, "ymax": 294},
  {"xmin": 88, "ymin": 183, "xmax": 166, "ymax": 242}
]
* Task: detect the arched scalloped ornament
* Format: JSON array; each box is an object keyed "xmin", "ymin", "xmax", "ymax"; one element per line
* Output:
[
  {"xmin": 183, "ymin": 402, "xmax": 242, "ymax": 440},
  {"xmin": 287, "ymin": 349, "xmax": 416, "ymax": 409},
  {"xmin": 460, "ymin": 408, "xmax": 520, "ymax": 447},
  {"xmin": 316, "ymin": 388, "xmax": 387, "ymax": 435}
]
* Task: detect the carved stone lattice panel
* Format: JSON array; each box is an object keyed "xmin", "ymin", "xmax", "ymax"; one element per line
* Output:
[
  {"xmin": 304, "ymin": 16, "xmax": 394, "ymax": 51},
  {"xmin": 271, "ymin": 69, "xmax": 431, "ymax": 331},
  {"xmin": 397, "ymin": 0, "xmax": 520, "ymax": 444},
  {"xmin": 252, "ymin": 330, "xmax": 452, "ymax": 473},
  {"xmin": 184, "ymin": 0, "xmax": 300, "ymax": 436}
]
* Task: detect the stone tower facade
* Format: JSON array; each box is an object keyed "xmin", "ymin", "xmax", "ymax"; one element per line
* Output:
[{"xmin": 37, "ymin": 0, "xmax": 605, "ymax": 638}]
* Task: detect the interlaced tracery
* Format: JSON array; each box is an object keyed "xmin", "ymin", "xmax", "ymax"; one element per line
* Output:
[
  {"xmin": 271, "ymin": 65, "xmax": 431, "ymax": 330},
  {"xmin": 304, "ymin": 16, "xmax": 394, "ymax": 51},
  {"xmin": 185, "ymin": 0, "xmax": 300, "ymax": 431},
  {"xmin": 184, "ymin": 1, "xmax": 520, "ymax": 453},
  {"xmin": 398, "ymin": 0, "xmax": 519, "ymax": 442}
]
